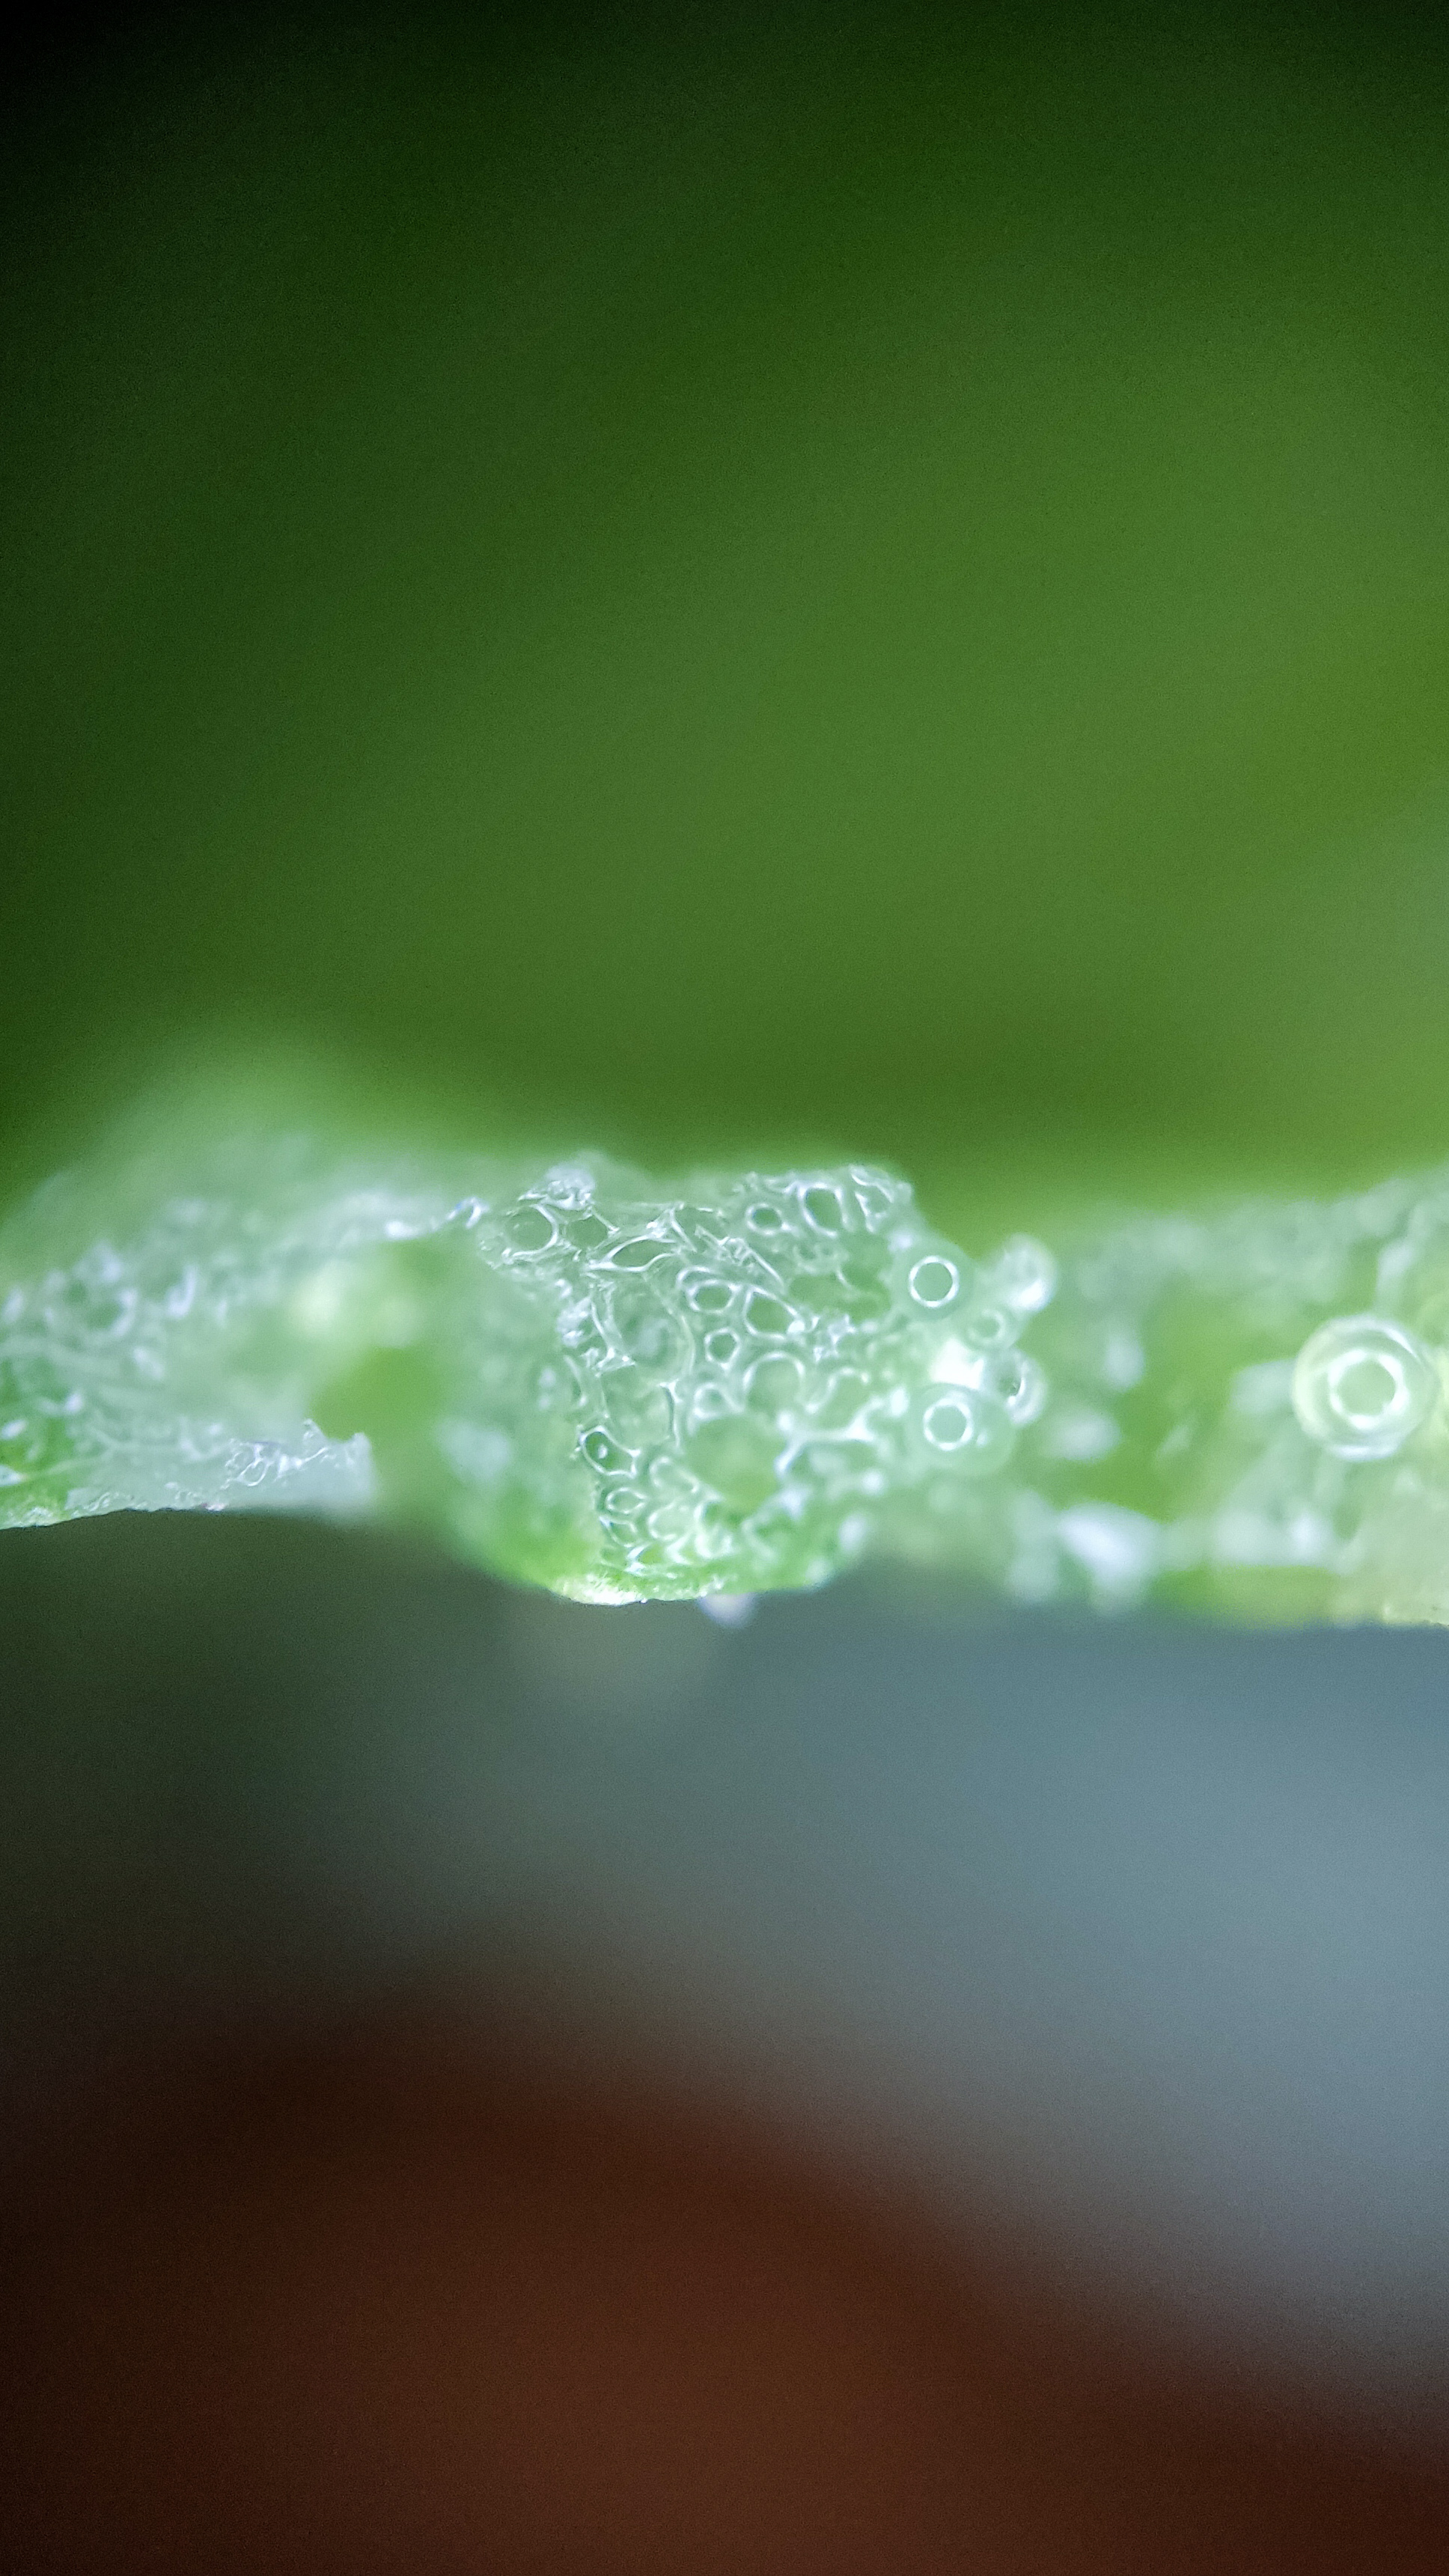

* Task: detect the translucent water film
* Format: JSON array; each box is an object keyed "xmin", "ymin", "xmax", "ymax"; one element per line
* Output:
[{"xmin": 8, "ymin": 1105, "xmax": 1449, "ymax": 1619}]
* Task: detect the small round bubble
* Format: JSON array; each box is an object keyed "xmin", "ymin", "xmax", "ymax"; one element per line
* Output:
[
  {"xmin": 683, "ymin": 1274, "xmax": 733, "ymax": 1314},
  {"xmin": 507, "ymin": 1204, "xmax": 557, "ymax": 1254},
  {"xmin": 690, "ymin": 1382, "xmax": 733, "ymax": 1423},
  {"xmin": 745, "ymin": 1353, "xmax": 804, "ymax": 1414},
  {"xmin": 922, "ymin": 1395, "xmax": 974, "ymax": 1451},
  {"xmin": 582, "ymin": 1426, "xmax": 630, "ymax": 1473},
  {"xmin": 995, "ymin": 1350, "xmax": 1049, "ymax": 1426},
  {"xmin": 608, "ymin": 1236, "xmax": 669, "ymax": 1270},
  {"xmin": 908, "ymin": 1257, "xmax": 960, "ymax": 1310},
  {"xmin": 1291, "ymin": 1314, "xmax": 1439, "ymax": 1461},
  {"xmin": 963, "ymin": 1303, "xmax": 1016, "ymax": 1353},
  {"xmin": 802, "ymin": 1185, "xmax": 845, "ymax": 1234},
  {"xmin": 910, "ymin": 1386, "xmax": 1015, "ymax": 1477},
  {"xmin": 992, "ymin": 1236, "xmax": 1058, "ymax": 1316},
  {"xmin": 744, "ymin": 1291, "xmax": 793, "ymax": 1338}
]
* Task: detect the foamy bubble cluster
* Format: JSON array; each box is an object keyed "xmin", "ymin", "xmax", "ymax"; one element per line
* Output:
[
  {"xmin": 0, "ymin": 1130, "xmax": 1050, "ymax": 1602},
  {"xmin": 9, "ymin": 1106, "xmax": 1449, "ymax": 1620}
]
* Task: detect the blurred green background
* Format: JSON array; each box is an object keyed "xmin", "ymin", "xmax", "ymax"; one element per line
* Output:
[{"xmin": 6, "ymin": 1, "xmax": 1449, "ymax": 1233}]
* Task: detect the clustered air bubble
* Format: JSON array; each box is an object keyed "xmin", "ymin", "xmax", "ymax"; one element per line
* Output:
[{"xmin": 11, "ymin": 1105, "xmax": 1449, "ymax": 1620}]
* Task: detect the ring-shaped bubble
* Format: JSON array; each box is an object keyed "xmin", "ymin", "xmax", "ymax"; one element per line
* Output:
[
  {"xmin": 581, "ymin": 1426, "xmax": 630, "ymax": 1474},
  {"xmin": 909, "ymin": 1255, "xmax": 960, "ymax": 1310},
  {"xmin": 683, "ymin": 1273, "xmax": 733, "ymax": 1314},
  {"xmin": 745, "ymin": 1352, "xmax": 805, "ymax": 1414},
  {"xmin": 743, "ymin": 1289, "xmax": 793, "ymax": 1338},
  {"xmin": 507, "ymin": 1204, "xmax": 558, "ymax": 1254},
  {"xmin": 802, "ymin": 1185, "xmax": 846, "ymax": 1234},
  {"xmin": 922, "ymin": 1394, "xmax": 974, "ymax": 1451},
  {"xmin": 1291, "ymin": 1313, "xmax": 1439, "ymax": 1460},
  {"xmin": 911, "ymin": 1386, "xmax": 1016, "ymax": 1478},
  {"xmin": 963, "ymin": 1303, "xmax": 1016, "ymax": 1353}
]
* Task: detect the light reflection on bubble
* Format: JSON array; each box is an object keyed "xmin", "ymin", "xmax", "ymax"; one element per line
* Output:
[
  {"xmin": 909, "ymin": 1257, "xmax": 960, "ymax": 1310},
  {"xmin": 22, "ymin": 1104, "xmax": 1449, "ymax": 1619},
  {"xmin": 1291, "ymin": 1316, "xmax": 1439, "ymax": 1462}
]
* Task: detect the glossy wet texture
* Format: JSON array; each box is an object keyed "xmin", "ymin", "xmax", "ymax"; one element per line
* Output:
[{"xmin": 16, "ymin": 1100, "xmax": 1449, "ymax": 1617}]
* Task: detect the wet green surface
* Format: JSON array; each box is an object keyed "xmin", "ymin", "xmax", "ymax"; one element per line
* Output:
[{"xmin": 9, "ymin": 1074, "xmax": 1449, "ymax": 1620}]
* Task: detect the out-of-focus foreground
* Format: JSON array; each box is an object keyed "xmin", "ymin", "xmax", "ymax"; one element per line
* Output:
[{"xmin": 1, "ymin": 1515, "xmax": 1448, "ymax": 2568}]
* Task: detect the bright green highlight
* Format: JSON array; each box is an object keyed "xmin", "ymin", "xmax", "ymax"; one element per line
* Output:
[{"xmin": 10, "ymin": 1093, "xmax": 1449, "ymax": 1621}]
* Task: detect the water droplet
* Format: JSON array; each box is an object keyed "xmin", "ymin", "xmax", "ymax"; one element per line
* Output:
[
  {"xmin": 922, "ymin": 1395, "xmax": 974, "ymax": 1451},
  {"xmin": 743, "ymin": 1291, "xmax": 793, "ymax": 1338},
  {"xmin": 683, "ymin": 1273, "xmax": 733, "ymax": 1314},
  {"xmin": 1292, "ymin": 1314, "xmax": 1438, "ymax": 1460},
  {"xmin": 597, "ymin": 1478, "xmax": 647, "ymax": 1528},
  {"xmin": 850, "ymin": 1176, "xmax": 899, "ymax": 1229},
  {"xmin": 994, "ymin": 1351, "xmax": 1048, "ymax": 1426},
  {"xmin": 963, "ymin": 1303, "xmax": 1015, "ymax": 1352},
  {"xmin": 507, "ymin": 1204, "xmax": 557, "ymax": 1254},
  {"xmin": 607, "ymin": 1236, "xmax": 671, "ymax": 1270},
  {"xmin": 912, "ymin": 1387, "xmax": 1015, "ymax": 1476},
  {"xmin": 802, "ymin": 1185, "xmax": 845, "ymax": 1234},
  {"xmin": 909, "ymin": 1257, "xmax": 960, "ymax": 1310},
  {"xmin": 745, "ymin": 1354, "xmax": 804, "ymax": 1414},
  {"xmin": 582, "ymin": 1426, "xmax": 629, "ymax": 1473},
  {"xmin": 747, "ymin": 1202, "xmax": 788, "ymax": 1236},
  {"xmin": 698, "ymin": 1592, "xmax": 757, "ymax": 1626},
  {"xmin": 992, "ymin": 1236, "xmax": 1058, "ymax": 1316},
  {"xmin": 704, "ymin": 1328, "xmax": 739, "ymax": 1366}
]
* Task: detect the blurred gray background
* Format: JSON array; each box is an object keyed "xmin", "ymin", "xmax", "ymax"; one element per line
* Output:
[{"xmin": 5, "ymin": 1510, "xmax": 1447, "ymax": 2429}]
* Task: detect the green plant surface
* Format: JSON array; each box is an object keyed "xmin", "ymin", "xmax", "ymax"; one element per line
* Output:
[{"xmin": 7, "ymin": 1077, "xmax": 1449, "ymax": 1621}]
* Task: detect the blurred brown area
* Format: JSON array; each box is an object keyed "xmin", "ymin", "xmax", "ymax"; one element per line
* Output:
[{"xmin": 1, "ymin": 2014, "xmax": 1446, "ymax": 2575}]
